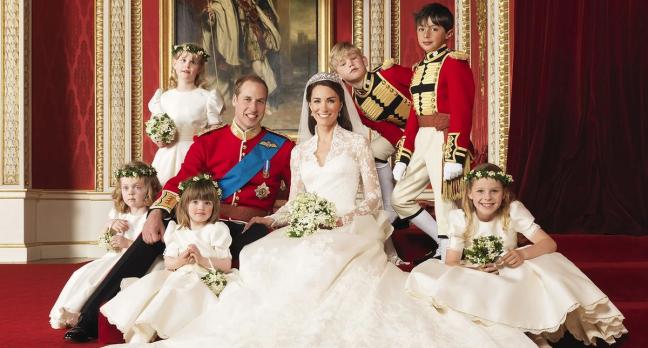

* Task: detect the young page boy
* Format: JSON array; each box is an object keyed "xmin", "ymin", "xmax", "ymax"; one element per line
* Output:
[
  {"xmin": 391, "ymin": 3, "xmax": 475, "ymax": 260},
  {"xmin": 330, "ymin": 42, "xmax": 413, "ymax": 224}
]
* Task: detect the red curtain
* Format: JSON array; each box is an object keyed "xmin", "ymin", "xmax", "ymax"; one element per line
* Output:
[{"xmin": 508, "ymin": 0, "xmax": 648, "ymax": 235}]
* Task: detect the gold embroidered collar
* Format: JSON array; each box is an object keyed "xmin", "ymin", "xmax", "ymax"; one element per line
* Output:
[
  {"xmin": 425, "ymin": 45, "xmax": 448, "ymax": 62},
  {"xmin": 230, "ymin": 121, "xmax": 262, "ymax": 141}
]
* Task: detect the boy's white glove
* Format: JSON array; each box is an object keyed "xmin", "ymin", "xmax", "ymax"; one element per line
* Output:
[
  {"xmin": 443, "ymin": 162, "xmax": 463, "ymax": 181},
  {"xmin": 392, "ymin": 162, "xmax": 407, "ymax": 181}
]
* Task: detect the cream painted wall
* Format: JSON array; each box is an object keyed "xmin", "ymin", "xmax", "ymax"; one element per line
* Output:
[{"xmin": 0, "ymin": 191, "xmax": 113, "ymax": 262}]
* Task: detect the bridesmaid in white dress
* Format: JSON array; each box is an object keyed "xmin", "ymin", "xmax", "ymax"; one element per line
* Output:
[
  {"xmin": 149, "ymin": 43, "xmax": 224, "ymax": 185},
  {"xmin": 50, "ymin": 162, "xmax": 161, "ymax": 329},
  {"xmin": 106, "ymin": 73, "xmax": 534, "ymax": 348},
  {"xmin": 101, "ymin": 175, "xmax": 233, "ymax": 343},
  {"xmin": 407, "ymin": 163, "xmax": 627, "ymax": 346}
]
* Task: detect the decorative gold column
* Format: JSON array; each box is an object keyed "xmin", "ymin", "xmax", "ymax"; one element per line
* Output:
[
  {"xmin": 352, "ymin": 0, "xmax": 363, "ymax": 51},
  {"xmin": 487, "ymin": 0, "xmax": 510, "ymax": 170},
  {"xmin": 131, "ymin": 0, "xmax": 143, "ymax": 161},
  {"xmin": 95, "ymin": 0, "xmax": 105, "ymax": 190},
  {"xmin": 1, "ymin": 0, "xmax": 30, "ymax": 188},
  {"xmin": 0, "ymin": 0, "xmax": 33, "ymax": 261},
  {"xmin": 390, "ymin": 0, "xmax": 400, "ymax": 63},
  {"xmin": 369, "ymin": 0, "xmax": 384, "ymax": 67},
  {"xmin": 95, "ymin": 0, "xmax": 144, "ymax": 190},
  {"xmin": 109, "ymin": 0, "xmax": 126, "ymax": 187},
  {"xmin": 455, "ymin": 0, "xmax": 471, "ymax": 54}
]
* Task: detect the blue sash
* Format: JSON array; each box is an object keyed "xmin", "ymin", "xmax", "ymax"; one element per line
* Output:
[{"xmin": 219, "ymin": 132, "xmax": 286, "ymax": 199}]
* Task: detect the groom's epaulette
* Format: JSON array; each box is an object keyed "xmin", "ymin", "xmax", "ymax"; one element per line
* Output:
[
  {"xmin": 198, "ymin": 123, "xmax": 227, "ymax": 137},
  {"xmin": 263, "ymin": 127, "xmax": 294, "ymax": 143}
]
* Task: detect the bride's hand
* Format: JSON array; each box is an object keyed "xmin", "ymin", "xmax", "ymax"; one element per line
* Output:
[
  {"xmin": 243, "ymin": 216, "xmax": 275, "ymax": 232},
  {"xmin": 480, "ymin": 263, "xmax": 499, "ymax": 274}
]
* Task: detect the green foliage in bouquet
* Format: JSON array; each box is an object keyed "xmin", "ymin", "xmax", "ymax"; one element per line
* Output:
[
  {"xmin": 146, "ymin": 113, "xmax": 177, "ymax": 145},
  {"xmin": 464, "ymin": 235, "xmax": 504, "ymax": 265},
  {"xmin": 286, "ymin": 192, "xmax": 337, "ymax": 238},
  {"xmin": 201, "ymin": 269, "xmax": 228, "ymax": 297}
]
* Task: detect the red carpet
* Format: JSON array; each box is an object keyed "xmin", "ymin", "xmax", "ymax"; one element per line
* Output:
[
  {"xmin": 1, "ymin": 232, "xmax": 645, "ymax": 347},
  {"xmin": 0, "ymin": 263, "xmax": 101, "ymax": 348}
]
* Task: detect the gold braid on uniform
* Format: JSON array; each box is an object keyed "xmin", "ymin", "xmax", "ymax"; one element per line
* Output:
[
  {"xmin": 442, "ymin": 133, "xmax": 471, "ymax": 201},
  {"xmin": 354, "ymin": 62, "xmax": 410, "ymax": 127},
  {"xmin": 395, "ymin": 136, "xmax": 412, "ymax": 164},
  {"xmin": 151, "ymin": 190, "xmax": 180, "ymax": 214}
]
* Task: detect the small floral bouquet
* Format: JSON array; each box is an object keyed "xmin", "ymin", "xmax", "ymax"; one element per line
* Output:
[
  {"xmin": 201, "ymin": 269, "xmax": 228, "ymax": 297},
  {"xmin": 98, "ymin": 228, "xmax": 120, "ymax": 252},
  {"xmin": 145, "ymin": 113, "xmax": 177, "ymax": 145},
  {"xmin": 463, "ymin": 235, "xmax": 504, "ymax": 266},
  {"xmin": 285, "ymin": 192, "xmax": 337, "ymax": 238}
]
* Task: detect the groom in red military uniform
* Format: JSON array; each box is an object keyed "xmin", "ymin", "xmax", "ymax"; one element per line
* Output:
[{"xmin": 64, "ymin": 75, "xmax": 294, "ymax": 342}]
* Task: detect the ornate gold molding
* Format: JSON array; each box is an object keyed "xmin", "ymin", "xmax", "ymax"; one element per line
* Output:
[
  {"xmin": 131, "ymin": 0, "xmax": 143, "ymax": 161},
  {"xmin": 352, "ymin": 0, "xmax": 363, "ymax": 51},
  {"xmin": 455, "ymin": 0, "xmax": 471, "ymax": 54},
  {"xmin": 109, "ymin": 0, "xmax": 126, "ymax": 187},
  {"xmin": 23, "ymin": 0, "xmax": 31, "ymax": 188},
  {"xmin": 2, "ymin": 0, "xmax": 21, "ymax": 185},
  {"xmin": 390, "ymin": 0, "xmax": 400, "ymax": 63},
  {"xmin": 95, "ymin": 0, "xmax": 104, "ymax": 190},
  {"xmin": 477, "ymin": 0, "xmax": 486, "ymax": 96},
  {"xmin": 159, "ymin": 0, "xmax": 172, "ymax": 89},
  {"xmin": 317, "ymin": 0, "xmax": 333, "ymax": 72},
  {"xmin": 497, "ymin": 0, "xmax": 510, "ymax": 170},
  {"xmin": 487, "ymin": 0, "xmax": 510, "ymax": 170},
  {"xmin": 0, "ymin": 241, "xmax": 99, "ymax": 248},
  {"xmin": 369, "ymin": 0, "xmax": 384, "ymax": 67}
]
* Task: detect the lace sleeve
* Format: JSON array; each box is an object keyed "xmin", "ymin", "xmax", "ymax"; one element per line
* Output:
[
  {"xmin": 269, "ymin": 146, "xmax": 304, "ymax": 227},
  {"xmin": 340, "ymin": 136, "xmax": 382, "ymax": 225}
]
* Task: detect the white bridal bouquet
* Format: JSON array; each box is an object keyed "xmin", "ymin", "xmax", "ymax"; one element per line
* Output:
[
  {"xmin": 286, "ymin": 192, "xmax": 337, "ymax": 238},
  {"xmin": 463, "ymin": 235, "xmax": 504, "ymax": 266},
  {"xmin": 201, "ymin": 269, "xmax": 228, "ymax": 297},
  {"xmin": 145, "ymin": 113, "xmax": 177, "ymax": 145}
]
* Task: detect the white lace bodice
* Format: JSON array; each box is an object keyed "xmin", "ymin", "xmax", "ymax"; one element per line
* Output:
[
  {"xmin": 148, "ymin": 88, "xmax": 223, "ymax": 141},
  {"xmin": 271, "ymin": 125, "xmax": 382, "ymax": 226}
]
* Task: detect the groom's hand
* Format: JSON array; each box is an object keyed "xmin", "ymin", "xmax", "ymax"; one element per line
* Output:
[
  {"xmin": 142, "ymin": 209, "xmax": 165, "ymax": 244},
  {"xmin": 243, "ymin": 216, "xmax": 275, "ymax": 232}
]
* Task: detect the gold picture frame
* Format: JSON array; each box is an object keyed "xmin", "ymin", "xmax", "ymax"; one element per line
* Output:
[{"xmin": 159, "ymin": 0, "xmax": 333, "ymax": 133}]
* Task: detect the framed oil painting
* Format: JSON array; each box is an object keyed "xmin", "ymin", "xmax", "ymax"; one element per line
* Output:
[{"xmin": 160, "ymin": 0, "xmax": 333, "ymax": 133}]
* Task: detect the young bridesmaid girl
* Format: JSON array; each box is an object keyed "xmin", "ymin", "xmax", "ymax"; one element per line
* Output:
[
  {"xmin": 149, "ymin": 43, "xmax": 224, "ymax": 185},
  {"xmin": 49, "ymin": 161, "xmax": 161, "ymax": 329},
  {"xmin": 407, "ymin": 163, "xmax": 627, "ymax": 346},
  {"xmin": 100, "ymin": 173, "xmax": 233, "ymax": 343}
]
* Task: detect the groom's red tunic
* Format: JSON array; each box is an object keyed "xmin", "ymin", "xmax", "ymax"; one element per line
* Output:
[{"xmin": 152, "ymin": 123, "xmax": 294, "ymax": 220}]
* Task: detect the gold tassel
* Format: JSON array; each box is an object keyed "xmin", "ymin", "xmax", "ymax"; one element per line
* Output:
[{"xmin": 441, "ymin": 156, "xmax": 472, "ymax": 201}]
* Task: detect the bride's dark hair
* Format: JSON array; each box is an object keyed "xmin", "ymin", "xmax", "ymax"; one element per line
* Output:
[{"xmin": 305, "ymin": 80, "xmax": 353, "ymax": 135}]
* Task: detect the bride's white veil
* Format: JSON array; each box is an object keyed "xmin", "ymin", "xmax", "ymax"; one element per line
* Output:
[{"xmin": 297, "ymin": 72, "xmax": 368, "ymax": 144}]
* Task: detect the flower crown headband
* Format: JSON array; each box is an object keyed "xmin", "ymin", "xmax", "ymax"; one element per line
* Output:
[
  {"xmin": 114, "ymin": 165, "xmax": 157, "ymax": 179},
  {"xmin": 178, "ymin": 173, "xmax": 222, "ymax": 198},
  {"xmin": 172, "ymin": 43, "xmax": 210, "ymax": 62},
  {"xmin": 464, "ymin": 169, "xmax": 514, "ymax": 186}
]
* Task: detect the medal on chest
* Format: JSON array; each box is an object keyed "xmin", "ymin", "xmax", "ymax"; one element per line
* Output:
[{"xmin": 255, "ymin": 182, "xmax": 270, "ymax": 199}]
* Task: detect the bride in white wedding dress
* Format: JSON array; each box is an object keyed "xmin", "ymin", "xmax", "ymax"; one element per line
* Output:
[{"xmin": 111, "ymin": 73, "xmax": 534, "ymax": 347}]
